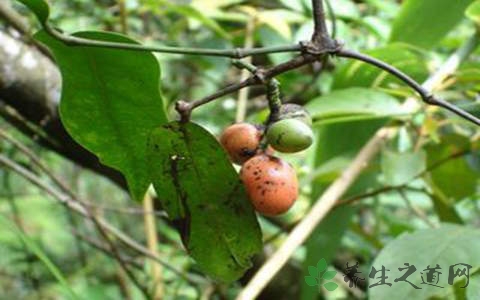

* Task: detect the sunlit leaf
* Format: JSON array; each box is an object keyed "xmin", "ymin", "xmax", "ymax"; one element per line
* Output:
[{"xmin": 36, "ymin": 31, "xmax": 167, "ymax": 201}]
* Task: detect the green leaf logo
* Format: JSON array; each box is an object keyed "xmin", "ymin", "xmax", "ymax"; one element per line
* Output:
[{"xmin": 304, "ymin": 258, "xmax": 338, "ymax": 291}]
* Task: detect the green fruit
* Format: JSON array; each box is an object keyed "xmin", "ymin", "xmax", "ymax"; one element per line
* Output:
[
  {"xmin": 266, "ymin": 119, "xmax": 314, "ymax": 153},
  {"xmin": 278, "ymin": 104, "xmax": 312, "ymax": 126}
]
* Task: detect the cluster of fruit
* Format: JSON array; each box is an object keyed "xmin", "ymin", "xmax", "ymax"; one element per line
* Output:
[{"xmin": 220, "ymin": 104, "xmax": 314, "ymax": 216}]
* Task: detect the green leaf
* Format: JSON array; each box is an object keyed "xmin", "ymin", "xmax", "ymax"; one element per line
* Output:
[
  {"xmin": 308, "ymin": 266, "xmax": 318, "ymax": 277},
  {"xmin": 370, "ymin": 225, "xmax": 480, "ymax": 299},
  {"xmin": 322, "ymin": 270, "xmax": 337, "ymax": 280},
  {"xmin": 323, "ymin": 282, "xmax": 339, "ymax": 291},
  {"xmin": 306, "ymin": 88, "xmax": 410, "ymax": 125},
  {"xmin": 466, "ymin": 1, "xmax": 480, "ymax": 24},
  {"xmin": 17, "ymin": 0, "xmax": 50, "ymax": 24},
  {"xmin": 317, "ymin": 258, "xmax": 327, "ymax": 273},
  {"xmin": 147, "ymin": 121, "xmax": 262, "ymax": 281},
  {"xmin": 333, "ymin": 44, "xmax": 429, "ymax": 89},
  {"xmin": 390, "ymin": 0, "xmax": 474, "ymax": 49},
  {"xmin": 381, "ymin": 150, "xmax": 426, "ymax": 186},
  {"xmin": 0, "ymin": 215, "xmax": 80, "ymax": 300},
  {"xmin": 35, "ymin": 31, "xmax": 167, "ymax": 201},
  {"xmin": 304, "ymin": 276, "xmax": 318, "ymax": 287}
]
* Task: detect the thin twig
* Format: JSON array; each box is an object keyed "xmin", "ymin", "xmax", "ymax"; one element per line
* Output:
[
  {"xmin": 42, "ymin": 21, "xmax": 301, "ymax": 58},
  {"xmin": 0, "ymin": 146, "xmax": 150, "ymax": 296},
  {"xmin": 397, "ymin": 189, "xmax": 436, "ymax": 228},
  {"xmin": 176, "ymin": 54, "xmax": 319, "ymax": 120},
  {"xmin": 0, "ymin": 154, "xmax": 202, "ymax": 286},
  {"xmin": 336, "ymin": 49, "xmax": 480, "ymax": 126},
  {"xmin": 71, "ymin": 230, "xmax": 144, "ymax": 270},
  {"xmin": 0, "ymin": 129, "xmax": 88, "ymax": 265}
]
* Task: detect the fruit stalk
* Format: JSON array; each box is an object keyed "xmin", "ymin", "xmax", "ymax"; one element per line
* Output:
[{"xmin": 266, "ymin": 79, "xmax": 282, "ymax": 123}]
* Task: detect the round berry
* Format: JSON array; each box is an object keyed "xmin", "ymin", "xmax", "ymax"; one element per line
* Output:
[
  {"xmin": 220, "ymin": 123, "xmax": 262, "ymax": 164},
  {"xmin": 240, "ymin": 154, "xmax": 298, "ymax": 216},
  {"xmin": 266, "ymin": 119, "xmax": 314, "ymax": 153}
]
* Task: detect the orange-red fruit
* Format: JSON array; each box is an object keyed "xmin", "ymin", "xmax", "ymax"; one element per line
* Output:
[
  {"xmin": 240, "ymin": 154, "xmax": 298, "ymax": 216},
  {"xmin": 220, "ymin": 123, "xmax": 262, "ymax": 164}
]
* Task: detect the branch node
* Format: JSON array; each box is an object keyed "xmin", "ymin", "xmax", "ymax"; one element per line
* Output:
[
  {"xmin": 424, "ymin": 95, "xmax": 438, "ymax": 105},
  {"xmin": 300, "ymin": 39, "xmax": 342, "ymax": 56},
  {"xmin": 234, "ymin": 48, "xmax": 244, "ymax": 59},
  {"xmin": 253, "ymin": 68, "xmax": 268, "ymax": 84},
  {"xmin": 175, "ymin": 100, "xmax": 191, "ymax": 123}
]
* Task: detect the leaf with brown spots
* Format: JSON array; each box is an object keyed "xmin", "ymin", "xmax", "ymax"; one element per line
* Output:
[{"xmin": 147, "ymin": 121, "xmax": 262, "ymax": 282}]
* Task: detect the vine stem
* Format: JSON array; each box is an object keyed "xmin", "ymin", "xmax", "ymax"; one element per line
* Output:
[
  {"xmin": 176, "ymin": 54, "xmax": 320, "ymax": 120},
  {"xmin": 311, "ymin": 0, "xmax": 328, "ymax": 42},
  {"xmin": 336, "ymin": 48, "xmax": 480, "ymax": 126},
  {"xmin": 311, "ymin": 0, "xmax": 336, "ymax": 49},
  {"xmin": 43, "ymin": 22, "xmax": 301, "ymax": 58}
]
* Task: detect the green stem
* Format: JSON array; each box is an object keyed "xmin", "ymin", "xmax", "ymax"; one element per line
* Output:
[
  {"xmin": 266, "ymin": 79, "xmax": 282, "ymax": 123},
  {"xmin": 231, "ymin": 59, "xmax": 258, "ymax": 73},
  {"xmin": 44, "ymin": 23, "xmax": 301, "ymax": 58}
]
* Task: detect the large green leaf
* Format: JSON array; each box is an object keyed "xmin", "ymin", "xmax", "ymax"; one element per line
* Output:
[
  {"xmin": 35, "ymin": 31, "xmax": 167, "ymax": 201},
  {"xmin": 390, "ymin": 0, "xmax": 474, "ymax": 49},
  {"xmin": 147, "ymin": 121, "xmax": 262, "ymax": 281},
  {"xmin": 370, "ymin": 225, "xmax": 480, "ymax": 299},
  {"xmin": 333, "ymin": 44, "xmax": 429, "ymax": 90},
  {"xmin": 306, "ymin": 88, "xmax": 410, "ymax": 125}
]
